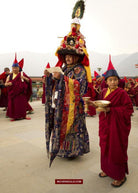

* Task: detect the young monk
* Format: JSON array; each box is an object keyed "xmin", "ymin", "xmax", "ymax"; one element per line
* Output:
[{"xmin": 88, "ymin": 59, "xmax": 134, "ymax": 187}]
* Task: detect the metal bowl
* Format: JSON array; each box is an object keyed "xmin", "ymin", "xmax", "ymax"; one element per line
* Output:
[{"xmin": 93, "ymin": 100, "xmax": 111, "ymax": 108}]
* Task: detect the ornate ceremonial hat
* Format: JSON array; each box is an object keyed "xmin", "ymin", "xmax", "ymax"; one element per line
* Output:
[
  {"xmin": 94, "ymin": 71, "xmax": 100, "ymax": 79},
  {"xmin": 55, "ymin": 0, "xmax": 92, "ymax": 83},
  {"xmin": 46, "ymin": 62, "xmax": 50, "ymax": 68},
  {"xmin": 105, "ymin": 55, "xmax": 120, "ymax": 80},
  {"xmin": 18, "ymin": 58, "xmax": 24, "ymax": 70},
  {"xmin": 102, "ymin": 71, "xmax": 106, "ymax": 77},
  {"xmin": 56, "ymin": 0, "xmax": 86, "ymax": 57},
  {"xmin": 12, "ymin": 53, "xmax": 19, "ymax": 67}
]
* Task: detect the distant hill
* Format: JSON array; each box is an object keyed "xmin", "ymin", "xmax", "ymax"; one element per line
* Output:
[
  {"xmin": 88, "ymin": 51, "xmax": 130, "ymax": 76},
  {"xmin": 115, "ymin": 52, "xmax": 138, "ymax": 77},
  {"xmin": 0, "ymin": 51, "xmax": 138, "ymax": 77},
  {"xmin": 0, "ymin": 52, "xmax": 58, "ymax": 77}
]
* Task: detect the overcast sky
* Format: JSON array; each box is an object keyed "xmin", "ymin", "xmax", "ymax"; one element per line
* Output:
[{"xmin": 0, "ymin": 0, "xmax": 137, "ymax": 55}]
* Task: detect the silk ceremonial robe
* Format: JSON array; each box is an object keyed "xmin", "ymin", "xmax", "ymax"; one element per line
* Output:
[
  {"xmin": 99, "ymin": 87, "xmax": 133, "ymax": 180},
  {"xmin": 45, "ymin": 63, "xmax": 90, "ymax": 166},
  {"xmin": 7, "ymin": 72, "xmax": 32, "ymax": 119}
]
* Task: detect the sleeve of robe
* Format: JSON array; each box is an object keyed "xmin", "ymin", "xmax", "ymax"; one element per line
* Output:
[
  {"xmin": 0, "ymin": 72, "xmax": 6, "ymax": 80},
  {"xmin": 23, "ymin": 72, "xmax": 32, "ymax": 101},
  {"xmin": 70, "ymin": 64, "xmax": 87, "ymax": 96}
]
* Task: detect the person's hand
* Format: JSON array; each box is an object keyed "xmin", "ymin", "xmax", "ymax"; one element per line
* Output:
[
  {"xmin": 21, "ymin": 75, "xmax": 25, "ymax": 80},
  {"xmin": 129, "ymin": 94, "xmax": 134, "ymax": 97},
  {"xmin": 53, "ymin": 72, "xmax": 61, "ymax": 80},
  {"xmin": 44, "ymin": 70, "xmax": 50, "ymax": 77},
  {"xmin": 87, "ymin": 100, "xmax": 97, "ymax": 108},
  {"xmin": 8, "ymin": 82, "xmax": 12, "ymax": 86},
  {"xmin": 9, "ymin": 82, "xmax": 12, "ymax": 86},
  {"xmin": 105, "ymin": 107, "xmax": 110, "ymax": 112},
  {"xmin": 5, "ymin": 82, "xmax": 12, "ymax": 86}
]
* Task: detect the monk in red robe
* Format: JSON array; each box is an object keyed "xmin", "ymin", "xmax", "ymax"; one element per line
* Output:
[
  {"xmin": 134, "ymin": 81, "xmax": 138, "ymax": 108},
  {"xmin": 5, "ymin": 58, "xmax": 32, "ymax": 121},
  {"xmin": 42, "ymin": 63, "xmax": 50, "ymax": 105},
  {"xmin": 125, "ymin": 82, "xmax": 136, "ymax": 105},
  {"xmin": 88, "ymin": 58, "xmax": 133, "ymax": 187},
  {"xmin": 83, "ymin": 82, "xmax": 96, "ymax": 116},
  {"xmin": 42, "ymin": 75, "xmax": 46, "ymax": 104},
  {"xmin": 0, "ymin": 68, "xmax": 10, "ymax": 109},
  {"xmin": 93, "ymin": 72, "xmax": 102, "ymax": 100}
]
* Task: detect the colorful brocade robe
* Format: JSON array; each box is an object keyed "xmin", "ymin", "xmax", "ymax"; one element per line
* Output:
[{"xmin": 45, "ymin": 63, "xmax": 90, "ymax": 167}]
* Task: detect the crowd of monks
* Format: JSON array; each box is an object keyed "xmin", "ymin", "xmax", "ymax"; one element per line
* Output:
[
  {"xmin": 0, "ymin": 56, "xmax": 138, "ymax": 121},
  {"xmin": 84, "ymin": 72, "xmax": 138, "ymax": 117},
  {"xmin": 0, "ymin": 55, "xmax": 33, "ymax": 121},
  {"xmin": 0, "ymin": 56, "xmax": 138, "ymax": 188}
]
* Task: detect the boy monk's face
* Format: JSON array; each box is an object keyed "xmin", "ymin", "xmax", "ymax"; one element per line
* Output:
[{"xmin": 106, "ymin": 76, "xmax": 119, "ymax": 90}]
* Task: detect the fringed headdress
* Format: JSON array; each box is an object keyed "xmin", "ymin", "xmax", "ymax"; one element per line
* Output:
[{"xmin": 55, "ymin": 0, "xmax": 92, "ymax": 83}]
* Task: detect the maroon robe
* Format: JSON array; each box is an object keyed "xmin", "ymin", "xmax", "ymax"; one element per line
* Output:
[
  {"xmin": 118, "ymin": 79, "xmax": 125, "ymax": 89},
  {"xmin": 134, "ymin": 85, "xmax": 138, "ymax": 106},
  {"xmin": 0, "ymin": 72, "xmax": 8, "ymax": 108},
  {"xmin": 101, "ymin": 80, "xmax": 108, "ymax": 90},
  {"xmin": 99, "ymin": 87, "xmax": 133, "ymax": 180},
  {"xmin": 83, "ymin": 83, "xmax": 96, "ymax": 116},
  {"xmin": 7, "ymin": 72, "xmax": 32, "ymax": 119},
  {"xmin": 126, "ymin": 88, "xmax": 136, "ymax": 105},
  {"xmin": 42, "ymin": 82, "xmax": 45, "ymax": 104},
  {"xmin": 94, "ymin": 82, "xmax": 101, "ymax": 100},
  {"xmin": 26, "ymin": 102, "xmax": 33, "ymax": 112}
]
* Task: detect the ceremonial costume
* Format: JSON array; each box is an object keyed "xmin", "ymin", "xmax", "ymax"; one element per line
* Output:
[{"xmin": 45, "ymin": 0, "xmax": 92, "ymax": 166}]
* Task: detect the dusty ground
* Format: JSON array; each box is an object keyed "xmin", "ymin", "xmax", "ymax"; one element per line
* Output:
[{"xmin": 0, "ymin": 101, "xmax": 138, "ymax": 193}]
